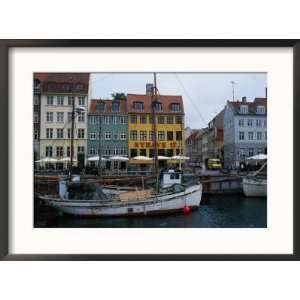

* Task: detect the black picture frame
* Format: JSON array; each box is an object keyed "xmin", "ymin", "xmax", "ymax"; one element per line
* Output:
[{"xmin": 0, "ymin": 39, "xmax": 299, "ymax": 261}]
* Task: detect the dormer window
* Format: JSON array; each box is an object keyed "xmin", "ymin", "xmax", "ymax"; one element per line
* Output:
[
  {"xmin": 97, "ymin": 101, "xmax": 105, "ymax": 112},
  {"xmin": 256, "ymin": 105, "xmax": 265, "ymax": 114},
  {"xmin": 171, "ymin": 103, "xmax": 180, "ymax": 112},
  {"xmin": 133, "ymin": 101, "xmax": 144, "ymax": 111},
  {"xmin": 112, "ymin": 101, "xmax": 120, "ymax": 112},
  {"xmin": 75, "ymin": 83, "xmax": 84, "ymax": 90},
  {"xmin": 240, "ymin": 105, "xmax": 248, "ymax": 114},
  {"xmin": 154, "ymin": 101, "xmax": 162, "ymax": 112},
  {"xmin": 47, "ymin": 82, "xmax": 56, "ymax": 90}
]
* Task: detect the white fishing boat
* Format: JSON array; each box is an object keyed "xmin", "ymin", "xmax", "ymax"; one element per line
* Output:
[
  {"xmin": 39, "ymin": 72, "xmax": 202, "ymax": 216},
  {"xmin": 242, "ymin": 160, "xmax": 267, "ymax": 197},
  {"xmin": 39, "ymin": 170, "xmax": 202, "ymax": 216}
]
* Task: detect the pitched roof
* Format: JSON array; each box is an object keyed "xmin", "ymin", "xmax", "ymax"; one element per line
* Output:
[
  {"xmin": 228, "ymin": 97, "xmax": 267, "ymax": 115},
  {"xmin": 89, "ymin": 99, "xmax": 127, "ymax": 114},
  {"xmin": 127, "ymin": 94, "xmax": 184, "ymax": 114},
  {"xmin": 34, "ymin": 73, "xmax": 90, "ymax": 94}
]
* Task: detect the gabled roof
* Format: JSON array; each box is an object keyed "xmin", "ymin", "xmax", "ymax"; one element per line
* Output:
[
  {"xmin": 228, "ymin": 97, "xmax": 267, "ymax": 115},
  {"xmin": 89, "ymin": 99, "xmax": 127, "ymax": 114},
  {"xmin": 127, "ymin": 94, "xmax": 184, "ymax": 114},
  {"xmin": 34, "ymin": 73, "xmax": 90, "ymax": 94}
]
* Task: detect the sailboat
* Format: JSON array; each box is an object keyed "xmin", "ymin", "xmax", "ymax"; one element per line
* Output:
[{"xmin": 39, "ymin": 73, "xmax": 203, "ymax": 216}]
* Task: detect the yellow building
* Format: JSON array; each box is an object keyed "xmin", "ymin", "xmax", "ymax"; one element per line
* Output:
[{"xmin": 127, "ymin": 91, "xmax": 185, "ymax": 167}]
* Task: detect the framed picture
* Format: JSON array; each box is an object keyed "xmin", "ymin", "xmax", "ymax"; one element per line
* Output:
[{"xmin": 0, "ymin": 40, "xmax": 299, "ymax": 260}]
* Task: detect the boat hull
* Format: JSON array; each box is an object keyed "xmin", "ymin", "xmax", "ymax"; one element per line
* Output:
[
  {"xmin": 40, "ymin": 184, "xmax": 202, "ymax": 217},
  {"xmin": 242, "ymin": 178, "xmax": 267, "ymax": 197}
]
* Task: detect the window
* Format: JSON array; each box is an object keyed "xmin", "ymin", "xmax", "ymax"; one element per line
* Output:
[
  {"xmin": 119, "ymin": 116, "xmax": 127, "ymax": 124},
  {"xmin": 140, "ymin": 149, "xmax": 146, "ymax": 156},
  {"xmin": 167, "ymin": 131, "xmax": 173, "ymax": 141},
  {"xmin": 104, "ymin": 131, "xmax": 111, "ymax": 140},
  {"xmin": 176, "ymin": 131, "xmax": 182, "ymax": 141},
  {"xmin": 97, "ymin": 102, "xmax": 105, "ymax": 112},
  {"xmin": 140, "ymin": 115, "xmax": 147, "ymax": 124},
  {"xmin": 67, "ymin": 146, "xmax": 71, "ymax": 157},
  {"xmin": 79, "ymin": 96, "xmax": 85, "ymax": 106},
  {"xmin": 130, "ymin": 115, "xmax": 137, "ymax": 123},
  {"xmin": 256, "ymin": 119, "xmax": 262, "ymax": 127},
  {"xmin": 67, "ymin": 128, "xmax": 72, "ymax": 139},
  {"xmin": 149, "ymin": 149, "xmax": 154, "ymax": 157},
  {"xmin": 47, "ymin": 96, "xmax": 54, "ymax": 105},
  {"xmin": 34, "ymin": 111, "xmax": 39, "ymax": 123},
  {"xmin": 140, "ymin": 131, "xmax": 147, "ymax": 141},
  {"xmin": 56, "ymin": 146, "xmax": 64, "ymax": 157},
  {"xmin": 68, "ymin": 112, "xmax": 72, "ymax": 122},
  {"xmin": 78, "ymin": 146, "xmax": 85, "ymax": 154},
  {"xmin": 78, "ymin": 112, "xmax": 85, "ymax": 122},
  {"xmin": 90, "ymin": 132, "xmax": 97, "ymax": 140},
  {"xmin": 57, "ymin": 128, "xmax": 64, "ymax": 139},
  {"xmin": 257, "ymin": 131, "xmax": 262, "ymax": 140},
  {"xmin": 112, "ymin": 101, "xmax": 120, "ymax": 112},
  {"xmin": 46, "ymin": 112, "xmax": 53, "ymax": 122},
  {"xmin": 120, "ymin": 132, "xmax": 127, "ymax": 140},
  {"xmin": 158, "ymin": 149, "xmax": 165, "ymax": 156},
  {"xmin": 78, "ymin": 128, "xmax": 85, "ymax": 139},
  {"xmin": 175, "ymin": 116, "xmax": 182, "ymax": 124},
  {"xmin": 89, "ymin": 147, "xmax": 96, "ymax": 156},
  {"xmin": 149, "ymin": 131, "xmax": 154, "ymax": 141},
  {"xmin": 171, "ymin": 103, "xmax": 180, "ymax": 112},
  {"xmin": 238, "ymin": 119, "xmax": 244, "ymax": 127},
  {"xmin": 57, "ymin": 112, "xmax": 64, "ymax": 123},
  {"xmin": 248, "ymin": 131, "xmax": 254, "ymax": 140},
  {"xmin": 149, "ymin": 116, "xmax": 154, "ymax": 124},
  {"xmin": 264, "ymin": 120, "xmax": 267, "ymax": 127},
  {"xmin": 130, "ymin": 149, "xmax": 137, "ymax": 158},
  {"xmin": 257, "ymin": 105, "xmax": 265, "ymax": 114},
  {"xmin": 239, "ymin": 148, "xmax": 246, "ymax": 159},
  {"xmin": 247, "ymin": 119, "xmax": 253, "ymax": 127},
  {"xmin": 167, "ymin": 116, "xmax": 173, "ymax": 124},
  {"xmin": 113, "ymin": 132, "xmax": 119, "ymax": 140},
  {"xmin": 68, "ymin": 96, "xmax": 74, "ymax": 106},
  {"xmin": 45, "ymin": 146, "xmax": 53, "ymax": 157},
  {"xmin": 34, "ymin": 130, "xmax": 39, "ymax": 140},
  {"xmin": 239, "ymin": 131, "xmax": 245, "ymax": 140},
  {"xmin": 112, "ymin": 116, "xmax": 118, "ymax": 124},
  {"xmin": 166, "ymin": 149, "xmax": 173, "ymax": 157},
  {"xmin": 130, "ymin": 130, "xmax": 137, "ymax": 140},
  {"xmin": 239, "ymin": 105, "xmax": 248, "ymax": 114},
  {"xmin": 133, "ymin": 101, "xmax": 144, "ymax": 111},
  {"xmin": 158, "ymin": 131, "xmax": 165, "ymax": 141},
  {"xmin": 249, "ymin": 148, "xmax": 254, "ymax": 157},
  {"xmin": 34, "ymin": 95, "xmax": 39, "ymax": 105},
  {"xmin": 57, "ymin": 96, "xmax": 64, "ymax": 106},
  {"xmin": 158, "ymin": 116, "xmax": 164, "ymax": 124},
  {"xmin": 154, "ymin": 102, "xmax": 162, "ymax": 112},
  {"xmin": 104, "ymin": 116, "xmax": 110, "ymax": 124},
  {"xmin": 46, "ymin": 128, "xmax": 53, "ymax": 139},
  {"xmin": 265, "ymin": 131, "xmax": 267, "ymax": 140}
]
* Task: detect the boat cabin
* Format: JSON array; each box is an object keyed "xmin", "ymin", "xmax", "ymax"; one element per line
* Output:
[{"xmin": 160, "ymin": 169, "xmax": 183, "ymax": 188}]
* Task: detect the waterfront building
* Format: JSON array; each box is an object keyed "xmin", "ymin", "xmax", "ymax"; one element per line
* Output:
[
  {"xmin": 201, "ymin": 128, "xmax": 209, "ymax": 165},
  {"xmin": 88, "ymin": 99, "xmax": 128, "ymax": 171},
  {"xmin": 207, "ymin": 109, "xmax": 224, "ymax": 160},
  {"xmin": 127, "ymin": 85, "xmax": 185, "ymax": 169},
  {"xmin": 185, "ymin": 129, "xmax": 205, "ymax": 166},
  {"xmin": 223, "ymin": 97, "xmax": 267, "ymax": 169},
  {"xmin": 39, "ymin": 73, "xmax": 91, "ymax": 169}
]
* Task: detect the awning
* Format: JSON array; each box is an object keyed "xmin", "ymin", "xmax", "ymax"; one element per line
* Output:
[
  {"xmin": 35, "ymin": 157, "xmax": 59, "ymax": 163},
  {"xmin": 246, "ymin": 154, "xmax": 267, "ymax": 161},
  {"xmin": 87, "ymin": 156, "xmax": 107, "ymax": 161},
  {"xmin": 108, "ymin": 156, "xmax": 129, "ymax": 161}
]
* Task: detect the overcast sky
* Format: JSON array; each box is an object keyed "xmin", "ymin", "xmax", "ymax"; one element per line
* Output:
[{"xmin": 92, "ymin": 73, "xmax": 267, "ymax": 129}]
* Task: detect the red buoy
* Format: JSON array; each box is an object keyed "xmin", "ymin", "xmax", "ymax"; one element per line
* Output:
[{"xmin": 183, "ymin": 205, "xmax": 190, "ymax": 215}]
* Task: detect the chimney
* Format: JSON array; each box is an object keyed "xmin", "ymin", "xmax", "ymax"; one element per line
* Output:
[
  {"xmin": 146, "ymin": 83, "xmax": 153, "ymax": 95},
  {"xmin": 242, "ymin": 96, "xmax": 247, "ymax": 103}
]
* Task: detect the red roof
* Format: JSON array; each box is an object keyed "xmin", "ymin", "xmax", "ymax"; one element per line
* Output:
[
  {"xmin": 34, "ymin": 73, "xmax": 90, "ymax": 94},
  {"xmin": 89, "ymin": 99, "xmax": 127, "ymax": 114},
  {"xmin": 127, "ymin": 94, "xmax": 184, "ymax": 114},
  {"xmin": 228, "ymin": 97, "xmax": 267, "ymax": 115}
]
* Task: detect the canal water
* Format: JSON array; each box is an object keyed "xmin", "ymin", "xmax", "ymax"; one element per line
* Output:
[{"xmin": 34, "ymin": 194, "xmax": 267, "ymax": 228}]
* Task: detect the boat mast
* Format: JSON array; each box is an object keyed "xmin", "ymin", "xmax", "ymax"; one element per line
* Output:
[
  {"xmin": 98, "ymin": 110, "xmax": 102, "ymax": 177},
  {"xmin": 152, "ymin": 73, "xmax": 159, "ymax": 193},
  {"xmin": 70, "ymin": 78, "xmax": 75, "ymax": 179}
]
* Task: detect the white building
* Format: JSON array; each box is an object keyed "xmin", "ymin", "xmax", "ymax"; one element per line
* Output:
[
  {"xmin": 223, "ymin": 97, "xmax": 267, "ymax": 169},
  {"xmin": 39, "ymin": 73, "xmax": 92, "ymax": 169}
]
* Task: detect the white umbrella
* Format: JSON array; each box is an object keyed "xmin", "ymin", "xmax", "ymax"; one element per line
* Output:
[
  {"xmin": 58, "ymin": 157, "xmax": 77, "ymax": 162},
  {"xmin": 88, "ymin": 156, "xmax": 107, "ymax": 161},
  {"xmin": 171, "ymin": 155, "xmax": 190, "ymax": 160},
  {"xmin": 35, "ymin": 157, "xmax": 58, "ymax": 163},
  {"xmin": 158, "ymin": 156, "xmax": 171, "ymax": 160},
  {"xmin": 246, "ymin": 154, "xmax": 267, "ymax": 161},
  {"xmin": 132, "ymin": 156, "xmax": 153, "ymax": 161},
  {"xmin": 109, "ymin": 156, "xmax": 129, "ymax": 161}
]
